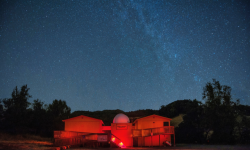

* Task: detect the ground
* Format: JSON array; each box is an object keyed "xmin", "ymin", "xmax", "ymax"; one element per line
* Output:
[
  {"xmin": 0, "ymin": 133, "xmax": 54, "ymax": 150},
  {"xmin": 0, "ymin": 132, "xmax": 249, "ymax": 150},
  {"xmin": 0, "ymin": 142, "xmax": 249, "ymax": 150},
  {"xmin": 68, "ymin": 144, "xmax": 250, "ymax": 150},
  {"xmin": 0, "ymin": 140, "xmax": 54, "ymax": 150}
]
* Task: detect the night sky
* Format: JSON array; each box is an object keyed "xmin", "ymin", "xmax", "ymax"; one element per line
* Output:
[{"xmin": 1, "ymin": 0, "xmax": 249, "ymax": 112}]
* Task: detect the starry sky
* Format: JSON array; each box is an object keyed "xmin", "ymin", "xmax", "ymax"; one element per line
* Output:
[{"xmin": 0, "ymin": 0, "xmax": 249, "ymax": 112}]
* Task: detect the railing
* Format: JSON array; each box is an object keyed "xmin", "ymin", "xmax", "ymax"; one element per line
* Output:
[
  {"xmin": 132, "ymin": 129, "xmax": 142, "ymax": 137},
  {"xmin": 54, "ymin": 131, "xmax": 90, "ymax": 138},
  {"xmin": 132, "ymin": 126, "xmax": 174, "ymax": 137},
  {"xmin": 110, "ymin": 133, "xmax": 126, "ymax": 148}
]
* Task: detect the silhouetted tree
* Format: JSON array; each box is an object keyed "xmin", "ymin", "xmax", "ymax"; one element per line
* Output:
[
  {"xmin": 240, "ymin": 115, "xmax": 250, "ymax": 144},
  {"xmin": 175, "ymin": 99, "xmax": 205, "ymax": 143},
  {"xmin": 126, "ymin": 109, "xmax": 158, "ymax": 117},
  {"xmin": 233, "ymin": 101, "xmax": 250, "ymax": 144},
  {"xmin": 237, "ymin": 104, "xmax": 250, "ymax": 116},
  {"xmin": 47, "ymin": 99, "xmax": 71, "ymax": 131},
  {"xmin": 0, "ymin": 100, "xmax": 3, "ymax": 129},
  {"xmin": 29, "ymin": 99, "xmax": 47, "ymax": 135},
  {"xmin": 159, "ymin": 99, "xmax": 195, "ymax": 118},
  {"xmin": 2, "ymin": 85, "xmax": 31, "ymax": 132},
  {"xmin": 202, "ymin": 79, "xmax": 237, "ymax": 144}
]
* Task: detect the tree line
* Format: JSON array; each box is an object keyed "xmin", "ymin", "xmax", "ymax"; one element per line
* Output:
[
  {"xmin": 159, "ymin": 79, "xmax": 250, "ymax": 144},
  {"xmin": 0, "ymin": 79, "xmax": 249, "ymax": 144},
  {"xmin": 0, "ymin": 85, "xmax": 71, "ymax": 137}
]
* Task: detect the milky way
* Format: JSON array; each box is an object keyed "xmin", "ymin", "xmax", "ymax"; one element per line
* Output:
[{"xmin": 0, "ymin": 0, "xmax": 249, "ymax": 112}]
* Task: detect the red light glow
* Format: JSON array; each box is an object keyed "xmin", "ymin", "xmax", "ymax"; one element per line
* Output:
[
  {"xmin": 111, "ymin": 137, "xmax": 115, "ymax": 142},
  {"xmin": 119, "ymin": 142, "xmax": 126, "ymax": 148}
]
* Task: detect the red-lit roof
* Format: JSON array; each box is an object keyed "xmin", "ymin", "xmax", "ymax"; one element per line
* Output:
[
  {"xmin": 62, "ymin": 115, "xmax": 104, "ymax": 124},
  {"xmin": 133, "ymin": 114, "xmax": 172, "ymax": 123}
]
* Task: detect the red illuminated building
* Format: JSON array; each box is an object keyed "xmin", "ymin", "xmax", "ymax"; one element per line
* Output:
[{"xmin": 54, "ymin": 114, "xmax": 175, "ymax": 148}]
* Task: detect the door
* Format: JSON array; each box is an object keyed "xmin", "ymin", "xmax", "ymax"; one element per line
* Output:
[{"xmin": 133, "ymin": 137, "xmax": 138, "ymax": 147}]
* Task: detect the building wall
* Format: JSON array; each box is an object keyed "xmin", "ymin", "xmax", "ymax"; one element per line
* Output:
[
  {"xmin": 111, "ymin": 123, "xmax": 133, "ymax": 147},
  {"xmin": 138, "ymin": 137, "xmax": 143, "ymax": 146},
  {"xmin": 135, "ymin": 115, "xmax": 172, "ymax": 146},
  {"xmin": 64, "ymin": 116, "xmax": 103, "ymax": 133},
  {"xmin": 137, "ymin": 135, "xmax": 171, "ymax": 146},
  {"xmin": 135, "ymin": 116, "xmax": 171, "ymax": 129},
  {"xmin": 144, "ymin": 136, "xmax": 160, "ymax": 146}
]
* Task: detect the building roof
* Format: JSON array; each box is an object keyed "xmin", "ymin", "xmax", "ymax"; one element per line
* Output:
[
  {"xmin": 62, "ymin": 115, "xmax": 104, "ymax": 124},
  {"xmin": 133, "ymin": 114, "xmax": 172, "ymax": 124}
]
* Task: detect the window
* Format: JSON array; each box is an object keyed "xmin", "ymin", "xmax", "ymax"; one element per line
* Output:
[{"xmin": 163, "ymin": 122, "xmax": 169, "ymax": 126}]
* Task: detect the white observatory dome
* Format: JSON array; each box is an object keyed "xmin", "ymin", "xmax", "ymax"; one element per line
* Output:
[{"xmin": 113, "ymin": 113, "xmax": 130, "ymax": 123}]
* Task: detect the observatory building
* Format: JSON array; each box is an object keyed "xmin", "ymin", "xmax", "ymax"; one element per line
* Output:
[{"xmin": 54, "ymin": 113, "xmax": 175, "ymax": 148}]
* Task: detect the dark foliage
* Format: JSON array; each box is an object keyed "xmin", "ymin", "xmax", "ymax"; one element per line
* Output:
[
  {"xmin": 0, "ymin": 85, "xmax": 71, "ymax": 137},
  {"xmin": 239, "ymin": 116, "xmax": 250, "ymax": 144},
  {"xmin": 0, "ymin": 100, "xmax": 3, "ymax": 129},
  {"xmin": 126, "ymin": 109, "xmax": 158, "ymax": 117},
  {"xmin": 174, "ymin": 99, "xmax": 205, "ymax": 143},
  {"xmin": 238, "ymin": 104, "xmax": 250, "ymax": 116},
  {"xmin": 46, "ymin": 99, "xmax": 71, "ymax": 135},
  {"xmin": 159, "ymin": 99, "xmax": 198, "ymax": 118},
  {"xmin": 28, "ymin": 99, "xmax": 50, "ymax": 136},
  {"xmin": 2, "ymin": 85, "xmax": 31, "ymax": 133},
  {"xmin": 202, "ymin": 79, "xmax": 238, "ymax": 144},
  {"xmin": 160, "ymin": 79, "xmax": 250, "ymax": 144}
]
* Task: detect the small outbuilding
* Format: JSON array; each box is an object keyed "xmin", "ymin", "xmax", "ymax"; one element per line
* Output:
[
  {"xmin": 133, "ymin": 114, "xmax": 174, "ymax": 146},
  {"xmin": 63, "ymin": 115, "xmax": 104, "ymax": 133}
]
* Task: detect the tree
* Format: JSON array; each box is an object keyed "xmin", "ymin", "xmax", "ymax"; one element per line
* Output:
[
  {"xmin": 202, "ymin": 79, "xmax": 237, "ymax": 144},
  {"xmin": 159, "ymin": 100, "xmax": 196, "ymax": 118},
  {"xmin": 175, "ymin": 99, "xmax": 205, "ymax": 143},
  {"xmin": 47, "ymin": 99, "xmax": 71, "ymax": 131},
  {"xmin": 0, "ymin": 100, "xmax": 3, "ymax": 129},
  {"xmin": 29, "ymin": 99, "xmax": 47, "ymax": 135},
  {"xmin": 239, "ymin": 115, "xmax": 250, "ymax": 144},
  {"xmin": 2, "ymin": 85, "xmax": 32, "ymax": 132},
  {"xmin": 3, "ymin": 85, "xmax": 31, "ymax": 110},
  {"xmin": 233, "ymin": 102, "xmax": 250, "ymax": 144},
  {"xmin": 47, "ymin": 99, "xmax": 71, "ymax": 118}
]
